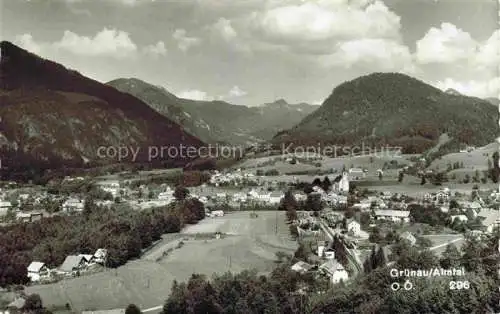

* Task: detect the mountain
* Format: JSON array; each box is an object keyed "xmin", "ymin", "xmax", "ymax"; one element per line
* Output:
[
  {"xmin": 485, "ymin": 97, "xmax": 500, "ymax": 106},
  {"xmin": 0, "ymin": 41, "xmax": 205, "ymax": 179},
  {"xmin": 108, "ymin": 78, "xmax": 317, "ymax": 145},
  {"xmin": 445, "ymin": 88, "xmax": 462, "ymax": 96},
  {"xmin": 273, "ymin": 72, "xmax": 498, "ymax": 154}
]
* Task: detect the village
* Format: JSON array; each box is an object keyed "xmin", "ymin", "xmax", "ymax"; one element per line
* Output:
[{"xmin": 1, "ymin": 149, "xmax": 499, "ymax": 299}]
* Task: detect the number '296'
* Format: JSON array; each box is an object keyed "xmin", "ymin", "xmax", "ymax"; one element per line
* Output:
[{"xmin": 449, "ymin": 281, "xmax": 470, "ymax": 290}]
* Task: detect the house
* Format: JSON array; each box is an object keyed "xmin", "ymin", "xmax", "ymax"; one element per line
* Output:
[
  {"xmin": 78, "ymin": 254, "xmax": 95, "ymax": 265},
  {"xmin": 211, "ymin": 210, "xmax": 224, "ymax": 217},
  {"xmin": 348, "ymin": 168, "xmax": 365, "ymax": 180},
  {"xmin": 317, "ymin": 242, "xmax": 326, "ymax": 257},
  {"xmin": 27, "ymin": 261, "xmax": 50, "ymax": 282},
  {"xmin": 82, "ymin": 309, "xmax": 126, "ymax": 314},
  {"xmin": 399, "ymin": 231, "xmax": 417, "ymax": 246},
  {"xmin": 374, "ymin": 210, "xmax": 410, "ymax": 223},
  {"xmin": 319, "ymin": 259, "xmax": 349, "ymax": 284},
  {"xmin": 58, "ymin": 255, "xmax": 87, "ymax": 275},
  {"xmin": 294, "ymin": 192, "xmax": 308, "ymax": 202},
  {"xmin": 478, "ymin": 209, "xmax": 500, "ymax": 233},
  {"xmin": 324, "ymin": 249, "xmax": 335, "ymax": 259},
  {"xmin": 93, "ymin": 248, "xmax": 108, "ymax": 265},
  {"xmin": 16, "ymin": 212, "xmax": 32, "ymax": 223},
  {"xmin": 257, "ymin": 191, "xmax": 270, "ymax": 202},
  {"xmin": 62, "ymin": 198, "xmax": 84, "ymax": 213},
  {"xmin": 16, "ymin": 212, "xmax": 43, "ymax": 223},
  {"xmin": 291, "ymin": 261, "xmax": 314, "ymax": 274},
  {"xmin": 450, "ymin": 215, "xmax": 468, "ymax": 224},
  {"xmin": 346, "ymin": 219, "xmax": 361, "ymax": 237},
  {"xmin": 96, "ymin": 180, "xmax": 121, "ymax": 197},
  {"xmin": 0, "ymin": 201, "xmax": 12, "ymax": 217},
  {"xmin": 338, "ymin": 173, "xmax": 349, "ymax": 193},
  {"xmin": 269, "ymin": 191, "xmax": 284, "ymax": 204}
]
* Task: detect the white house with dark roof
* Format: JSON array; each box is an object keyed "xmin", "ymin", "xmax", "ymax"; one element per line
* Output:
[
  {"xmin": 348, "ymin": 168, "xmax": 365, "ymax": 180},
  {"xmin": 319, "ymin": 259, "xmax": 349, "ymax": 284},
  {"xmin": 374, "ymin": 210, "xmax": 410, "ymax": 223},
  {"xmin": 62, "ymin": 197, "xmax": 84, "ymax": 213},
  {"xmin": 269, "ymin": 191, "xmax": 284, "ymax": 204},
  {"xmin": 58, "ymin": 255, "xmax": 87, "ymax": 275},
  {"xmin": 346, "ymin": 219, "xmax": 361, "ymax": 236},
  {"xmin": 27, "ymin": 261, "xmax": 50, "ymax": 282},
  {"xmin": 400, "ymin": 231, "xmax": 417, "ymax": 246}
]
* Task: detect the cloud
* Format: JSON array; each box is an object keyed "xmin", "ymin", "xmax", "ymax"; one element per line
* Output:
[
  {"xmin": 415, "ymin": 23, "xmax": 477, "ymax": 64},
  {"xmin": 13, "ymin": 34, "xmax": 42, "ymax": 54},
  {"xmin": 64, "ymin": 0, "xmax": 154, "ymax": 5},
  {"xmin": 249, "ymin": 0, "xmax": 401, "ymax": 43},
  {"xmin": 54, "ymin": 28, "xmax": 138, "ymax": 58},
  {"xmin": 415, "ymin": 23, "xmax": 499, "ymax": 73},
  {"xmin": 173, "ymin": 29, "xmax": 201, "ymax": 52},
  {"xmin": 228, "ymin": 85, "xmax": 247, "ymax": 97},
  {"xmin": 434, "ymin": 77, "xmax": 500, "ymax": 98},
  {"xmin": 143, "ymin": 41, "xmax": 167, "ymax": 57},
  {"xmin": 177, "ymin": 89, "xmax": 210, "ymax": 100},
  {"xmin": 317, "ymin": 38, "xmax": 416, "ymax": 73},
  {"xmin": 13, "ymin": 29, "xmax": 166, "ymax": 59},
  {"xmin": 475, "ymin": 29, "xmax": 499, "ymax": 70},
  {"xmin": 209, "ymin": 0, "xmax": 413, "ymax": 72}
]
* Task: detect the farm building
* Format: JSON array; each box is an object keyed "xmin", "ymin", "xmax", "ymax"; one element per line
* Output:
[
  {"xmin": 399, "ymin": 231, "xmax": 417, "ymax": 246},
  {"xmin": 319, "ymin": 259, "xmax": 349, "ymax": 284},
  {"xmin": 346, "ymin": 219, "xmax": 361, "ymax": 236},
  {"xmin": 374, "ymin": 210, "xmax": 410, "ymax": 223},
  {"xmin": 58, "ymin": 255, "xmax": 87, "ymax": 275},
  {"xmin": 291, "ymin": 261, "xmax": 314, "ymax": 274},
  {"xmin": 27, "ymin": 261, "xmax": 50, "ymax": 282}
]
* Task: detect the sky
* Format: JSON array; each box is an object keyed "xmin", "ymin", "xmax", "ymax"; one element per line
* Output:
[{"xmin": 1, "ymin": 0, "xmax": 498, "ymax": 106}]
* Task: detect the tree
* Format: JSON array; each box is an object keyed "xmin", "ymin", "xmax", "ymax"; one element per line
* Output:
[
  {"xmin": 280, "ymin": 190, "xmax": 299, "ymax": 222},
  {"xmin": 312, "ymin": 178, "xmax": 322, "ymax": 187},
  {"xmin": 125, "ymin": 304, "xmax": 142, "ymax": 314},
  {"xmin": 463, "ymin": 174, "xmax": 471, "ymax": 184},
  {"xmin": 174, "ymin": 186, "xmax": 189, "ymax": 201},
  {"xmin": 322, "ymin": 176, "xmax": 332, "ymax": 191},
  {"xmin": 306, "ymin": 193, "xmax": 322, "ymax": 212},
  {"xmin": 294, "ymin": 242, "xmax": 310, "ymax": 261},
  {"xmin": 491, "ymin": 152, "xmax": 500, "ymax": 183},
  {"xmin": 23, "ymin": 294, "xmax": 43, "ymax": 313},
  {"xmin": 440, "ymin": 243, "xmax": 461, "ymax": 268},
  {"xmin": 369, "ymin": 227, "xmax": 383, "ymax": 243}
]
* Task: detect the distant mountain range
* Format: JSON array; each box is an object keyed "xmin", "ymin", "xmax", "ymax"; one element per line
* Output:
[
  {"xmin": 0, "ymin": 41, "xmax": 205, "ymax": 178},
  {"xmin": 274, "ymin": 72, "xmax": 498, "ymax": 154},
  {"xmin": 108, "ymin": 78, "xmax": 317, "ymax": 145}
]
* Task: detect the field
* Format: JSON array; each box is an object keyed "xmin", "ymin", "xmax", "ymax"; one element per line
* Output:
[
  {"xmin": 236, "ymin": 153, "xmax": 413, "ymax": 176},
  {"xmin": 25, "ymin": 211, "xmax": 296, "ymax": 313},
  {"xmin": 427, "ymin": 142, "xmax": 498, "ymax": 180}
]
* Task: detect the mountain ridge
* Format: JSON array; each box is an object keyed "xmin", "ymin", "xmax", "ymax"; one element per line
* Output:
[
  {"xmin": 273, "ymin": 72, "xmax": 498, "ymax": 154},
  {"xmin": 0, "ymin": 41, "xmax": 206, "ymax": 179},
  {"xmin": 107, "ymin": 78, "xmax": 317, "ymax": 145}
]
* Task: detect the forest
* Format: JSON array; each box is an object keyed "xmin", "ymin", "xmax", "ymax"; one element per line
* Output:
[{"xmin": 0, "ymin": 188, "xmax": 204, "ymax": 287}]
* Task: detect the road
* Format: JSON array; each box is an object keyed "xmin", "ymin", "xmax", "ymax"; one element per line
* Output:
[
  {"xmin": 386, "ymin": 235, "xmax": 464, "ymax": 266},
  {"xmin": 142, "ymin": 305, "xmax": 163, "ymax": 313},
  {"xmin": 318, "ymin": 221, "xmax": 363, "ymax": 275}
]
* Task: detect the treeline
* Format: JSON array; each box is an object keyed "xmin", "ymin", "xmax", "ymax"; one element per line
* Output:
[
  {"xmin": 163, "ymin": 264, "xmax": 315, "ymax": 314},
  {"xmin": 0, "ymin": 191, "xmax": 204, "ymax": 287}
]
